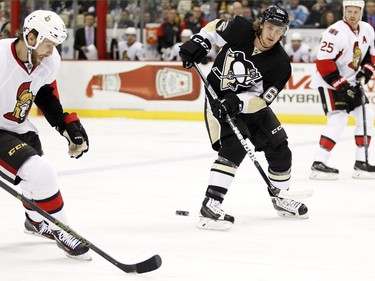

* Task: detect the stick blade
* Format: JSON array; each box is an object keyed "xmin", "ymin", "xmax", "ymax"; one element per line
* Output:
[
  {"xmin": 119, "ymin": 254, "xmax": 162, "ymax": 274},
  {"xmin": 279, "ymin": 188, "xmax": 313, "ymax": 199}
]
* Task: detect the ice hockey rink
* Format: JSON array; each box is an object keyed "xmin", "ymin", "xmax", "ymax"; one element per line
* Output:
[{"xmin": 0, "ymin": 116, "xmax": 374, "ymax": 281}]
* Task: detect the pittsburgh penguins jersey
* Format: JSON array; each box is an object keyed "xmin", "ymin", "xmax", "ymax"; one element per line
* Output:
[
  {"xmin": 310, "ymin": 20, "xmax": 375, "ymax": 90},
  {"xmin": 198, "ymin": 16, "xmax": 291, "ymax": 110},
  {"xmin": 0, "ymin": 38, "xmax": 60, "ymax": 134}
]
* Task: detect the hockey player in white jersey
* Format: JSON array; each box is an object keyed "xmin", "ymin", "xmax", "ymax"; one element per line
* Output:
[
  {"xmin": 283, "ymin": 31, "xmax": 311, "ymax": 62},
  {"xmin": 117, "ymin": 27, "xmax": 145, "ymax": 61},
  {"xmin": 179, "ymin": 6, "xmax": 309, "ymax": 230},
  {"xmin": 310, "ymin": 0, "xmax": 375, "ymax": 180},
  {"xmin": 0, "ymin": 10, "xmax": 91, "ymax": 260}
]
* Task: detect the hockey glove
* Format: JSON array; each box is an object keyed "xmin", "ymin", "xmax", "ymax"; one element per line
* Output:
[
  {"xmin": 211, "ymin": 93, "xmax": 243, "ymax": 121},
  {"xmin": 356, "ymin": 64, "xmax": 374, "ymax": 84},
  {"xmin": 179, "ymin": 34, "xmax": 211, "ymax": 69},
  {"xmin": 333, "ymin": 79, "xmax": 356, "ymax": 101},
  {"xmin": 57, "ymin": 112, "xmax": 89, "ymax": 159}
]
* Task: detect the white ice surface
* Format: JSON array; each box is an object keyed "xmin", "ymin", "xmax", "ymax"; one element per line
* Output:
[{"xmin": 0, "ymin": 117, "xmax": 374, "ymax": 281}]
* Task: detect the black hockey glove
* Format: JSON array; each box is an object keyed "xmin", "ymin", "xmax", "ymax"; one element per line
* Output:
[
  {"xmin": 56, "ymin": 112, "xmax": 89, "ymax": 159},
  {"xmin": 356, "ymin": 65, "xmax": 373, "ymax": 84},
  {"xmin": 332, "ymin": 78, "xmax": 357, "ymax": 102},
  {"xmin": 179, "ymin": 34, "xmax": 211, "ymax": 69},
  {"xmin": 211, "ymin": 93, "xmax": 243, "ymax": 121},
  {"xmin": 336, "ymin": 82, "xmax": 357, "ymax": 102}
]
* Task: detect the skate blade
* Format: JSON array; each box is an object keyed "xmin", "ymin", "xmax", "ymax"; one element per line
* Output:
[
  {"xmin": 352, "ymin": 171, "xmax": 375, "ymax": 179},
  {"xmin": 64, "ymin": 252, "xmax": 92, "ymax": 261},
  {"xmin": 197, "ymin": 216, "xmax": 233, "ymax": 231},
  {"xmin": 277, "ymin": 211, "xmax": 309, "ymax": 219},
  {"xmin": 24, "ymin": 229, "xmax": 55, "ymax": 240},
  {"xmin": 310, "ymin": 170, "xmax": 338, "ymax": 180}
]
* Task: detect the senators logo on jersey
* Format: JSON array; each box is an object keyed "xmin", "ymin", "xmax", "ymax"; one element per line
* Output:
[
  {"xmin": 212, "ymin": 49, "xmax": 262, "ymax": 92},
  {"xmin": 4, "ymin": 82, "xmax": 34, "ymax": 123}
]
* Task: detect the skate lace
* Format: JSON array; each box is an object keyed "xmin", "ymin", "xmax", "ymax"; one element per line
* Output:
[
  {"xmin": 275, "ymin": 198, "xmax": 301, "ymax": 213},
  {"xmin": 38, "ymin": 221, "xmax": 53, "ymax": 236},
  {"xmin": 208, "ymin": 199, "xmax": 225, "ymax": 216},
  {"xmin": 56, "ymin": 231, "xmax": 81, "ymax": 250}
]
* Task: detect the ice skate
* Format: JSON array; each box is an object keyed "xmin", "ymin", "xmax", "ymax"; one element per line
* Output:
[
  {"xmin": 271, "ymin": 197, "xmax": 309, "ymax": 219},
  {"xmin": 310, "ymin": 161, "xmax": 339, "ymax": 180},
  {"xmin": 197, "ymin": 197, "xmax": 234, "ymax": 231},
  {"xmin": 352, "ymin": 161, "xmax": 375, "ymax": 179},
  {"xmin": 24, "ymin": 217, "xmax": 55, "ymax": 240},
  {"xmin": 53, "ymin": 229, "xmax": 92, "ymax": 261}
]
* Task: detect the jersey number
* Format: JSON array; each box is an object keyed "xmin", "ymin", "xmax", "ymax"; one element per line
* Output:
[
  {"xmin": 320, "ymin": 41, "xmax": 334, "ymax": 53},
  {"xmin": 263, "ymin": 87, "xmax": 278, "ymax": 103},
  {"xmin": 216, "ymin": 21, "xmax": 229, "ymax": 32}
]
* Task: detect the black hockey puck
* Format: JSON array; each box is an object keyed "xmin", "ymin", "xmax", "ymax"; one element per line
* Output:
[{"xmin": 175, "ymin": 210, "xmax": 189, "ymax": 216}]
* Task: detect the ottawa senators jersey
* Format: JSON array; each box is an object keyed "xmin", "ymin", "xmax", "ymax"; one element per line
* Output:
[
  {"xmin": 198, "ymin": 16, "xmax": 291, "ymax": 109},
  {"xmin": 310, "ymin": 20, "xmax": 375, "ymax": 89},
  {"xmin": 0, "ymin": 38, "xmax": 60, "ymax": 134}
]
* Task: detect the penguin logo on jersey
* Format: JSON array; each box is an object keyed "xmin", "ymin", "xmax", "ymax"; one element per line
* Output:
[
  {"xmin": 4, "ymin": 82, "xmax": 34, "ymax": 123},
  {"xmin": 212, "ymin": 49, "xmax": 262, "ymax": 91}
]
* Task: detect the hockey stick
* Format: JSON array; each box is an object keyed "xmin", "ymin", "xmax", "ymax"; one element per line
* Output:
[
  {"xmin": 356, "ymin": 80, "xmax": 369, "ymax": 165},
  {"xmin": 192, "ymin": 62, "xmax": 312, "ymax": 199},
  {"xmin": 0, "ymin": 177, "xmax": 162, "ymax": 274}
]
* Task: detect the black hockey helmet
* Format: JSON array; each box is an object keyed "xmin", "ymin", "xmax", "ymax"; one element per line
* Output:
[{"xmin": 260, "ymin": 5, "xmax": 290, "ymax": 27}]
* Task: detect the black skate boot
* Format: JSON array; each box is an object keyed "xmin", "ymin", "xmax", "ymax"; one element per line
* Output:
[
  {"xmin": 310, "ymin": 161, "xmax": 339, "ymax": 180},
  {"xmin": 197, "ymin": 197, "xmax": 234, "ymax": 230},
  {"xmin": 271, "ymin": 197, "xmax": 309, "ymax": 218},
  {"xmin": 24, "ymin": 216, "xmax": 55, "ymax": 240},
  {"xmin": 53, "ymin": 229, "xmax": 91, "ymax": 261},
  {"xmin": 353, "ymin": 161, "xmax": 375, "ymax": 179}
]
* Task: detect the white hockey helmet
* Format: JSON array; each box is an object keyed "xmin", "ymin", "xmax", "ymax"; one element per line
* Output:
[
  {"xmin": 23, "ymin": 10, "xmax": 67, "ymax": 50},
  {"xmin": 291, "ymin": 32, "xmax": 302, "ymax": 41},
  {"xmin": 180, "ymin": 29, "xmax": 193, "ymax": 38},
  {"xmin": 125, "ymin": 27, "xmax": 137, "ymax": 35},
  {"xmin": 342, "ymin": 0, "xmax": 365, "ymax": 18}
]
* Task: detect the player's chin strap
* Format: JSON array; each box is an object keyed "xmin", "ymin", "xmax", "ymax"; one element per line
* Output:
[{"xmin": 192, "ymin": 62, "xmax": 313, "ymax": 200}]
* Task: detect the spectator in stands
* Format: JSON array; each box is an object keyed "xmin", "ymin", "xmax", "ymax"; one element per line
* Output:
[
  {"xmin": 0, "ymin": 20, "xmax": 10, "ymax": 39},
  {"xmin": 73, "ymin": 13, "xmax": 97, "ymax": 60},
  {"xmin": 286, "ymin": 0, "xmax": 310, "ymax": 28},
  {"xmin": 137, "ymin": 11, "xmax": 153, "ymax": 28},
  {"xmin": 283, "ymin": 32, "xmax": 311, "ymax": 62},
  {"xmin": 231, "ymin": 1, "xmax": 243, "ymax": 18},
  {"xmin": 258, "ymin": 0, "xmax": 273, "ymax": 17},
  {"xmin": 242, "ymin": 6, "xmax": 256, "ymax": 21},
  {"xmin": 118, "ymin": 27, "xmax": 145, "ymax": 61},
  {"xmin": 305, "ymin": 0, "xmax": 328, "ymax": 27},
  {"xmin": 117, "ymin": 10, "xmax": 135, "ymax": 28},
  {"xmin": 157, "ymin": 8, "xmax": 180, "ymax": 58},
  {"xmin": 320, "ymin": 10, "xmax": 338, "ymax": 28},
  {"xmin": 363, "ymin": 0, "xmax": 375, "ymax": 29},
  {"xmin": 180, "ymin": 4, "xmax": 208, "ymax": 34}
]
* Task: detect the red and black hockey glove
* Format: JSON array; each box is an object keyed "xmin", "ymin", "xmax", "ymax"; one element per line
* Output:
[
  {"xmin": 57, "ymin": 112, "xmax": 89, "ymax": 159},
  {"xmin": 211, "ymin": 93, "xmax": 243, "ymax": 121},
  {"xmin": 179, "ymin": 35, "xmax": 211, "ymax": 69},
  {"xmin": 333, "ymin": 78, "xmax": 356, "ymax": 102},
  {"xmin": 356, "ymin": 64, "xmax": 374, "ymax": 84}
]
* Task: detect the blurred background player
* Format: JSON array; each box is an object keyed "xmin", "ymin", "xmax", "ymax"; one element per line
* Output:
[
  {"xmin": 0, "ymin": 10, "xmax": 90, "ymax": 260},
  {"xmin": 309, "ymin": 0, "xmax": 375, "ymax": 180},
  {"xmin": 118, "ymin": 27, "xmax": 145, "ymax": 60},
  {"xmin": 283, "ymin": 31, "xmax": 311, "ymax": 62},
  {"xmin": 162, "ymin": 28, "xmax": 193, "ymax": 61}
]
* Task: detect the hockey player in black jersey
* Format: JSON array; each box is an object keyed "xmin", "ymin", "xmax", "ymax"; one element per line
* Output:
[{"xmin": 180, "ymin": 5, "xmax": 309, "ymax": 230}]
